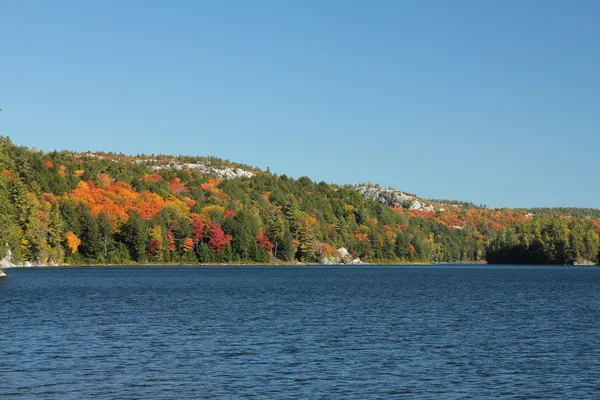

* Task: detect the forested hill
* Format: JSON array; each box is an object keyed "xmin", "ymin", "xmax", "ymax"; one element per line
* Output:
[{"xmin": 0, "ymin": 136, "xmax": 598, "ymax": 267}]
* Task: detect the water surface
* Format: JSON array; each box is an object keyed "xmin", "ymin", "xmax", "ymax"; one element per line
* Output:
[{"xmin": 1, "ymin": 265, "xmax": 600, "ymax": 399}]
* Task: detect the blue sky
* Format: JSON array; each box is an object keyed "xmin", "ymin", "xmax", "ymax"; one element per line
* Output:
[{"xmin": 1, "ymin": 0, "xmax": 598, "ymax": 208}]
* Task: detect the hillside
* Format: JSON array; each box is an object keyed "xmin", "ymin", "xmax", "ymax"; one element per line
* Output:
[{"xmin": 0, "ymin": 136, "xmax": 598, "ymax": 266}]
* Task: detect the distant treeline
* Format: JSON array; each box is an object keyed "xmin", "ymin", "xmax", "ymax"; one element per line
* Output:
[
  {"xmin": 487, "ymin": 216, "xmax": 599, "ymax": 265},
  {"xmin": 528, "ymin": 207, "xmax": 600, "ymax": 219},
  {"xmin": 428, "ymin": 199, "xmax": 484, "ymax": 209}
]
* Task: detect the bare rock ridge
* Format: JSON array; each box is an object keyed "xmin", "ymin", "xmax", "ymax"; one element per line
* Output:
[
  {"xmin": 85, "ymin": 152, "xmax": 255, "ymax": 180},
  {"xmin": 354, "ymin": 184, "xmax": 436, "ymax": 212},
  {"xmin": 149, "ymin": 162, "xmax": 254, "ymax": 180}
]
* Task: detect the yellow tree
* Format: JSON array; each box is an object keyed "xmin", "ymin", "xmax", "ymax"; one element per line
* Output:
[{"xmin": 65, "ymin": 231, "xmax": 81, "ymax": 254}]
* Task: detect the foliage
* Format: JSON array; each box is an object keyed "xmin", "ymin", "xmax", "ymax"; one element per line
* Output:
[
  {"xmin": 487, "ymin": 216, "xmax": 599, "ymax": 265},
  {"xmin": 0, "ymin": 136, "xmax": 597, "ymax": 266},
  {"xmin": 527, "ymin": 207, "xmax": 600, "ymax": 219},
  {"xmin": 65, "ymin": 231, "xmax": 81, "ymax": 254}
]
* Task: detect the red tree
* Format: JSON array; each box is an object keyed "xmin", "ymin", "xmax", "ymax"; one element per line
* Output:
[
  {"xmin": 192, "ymin": 217, "xmax": 206, "ymax": 242},
  {"xmin": 224, "ymin": 209, "xmax": 236, "ymax": 219},
  {"xmin": 256, "ymin": 230, "xmax": 274, "ymax": 252},
  {"xmin": 147, "ymin": 239, "xmax": 161, "ymax": 259},
  {"xmin": 209, "ymin": 224, "xmax": 232, "ymax": 253}
]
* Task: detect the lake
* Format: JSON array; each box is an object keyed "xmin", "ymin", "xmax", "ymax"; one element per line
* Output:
[{"xmin": 1, "ymin": 265, "xmax": 600, "ymax": 399}]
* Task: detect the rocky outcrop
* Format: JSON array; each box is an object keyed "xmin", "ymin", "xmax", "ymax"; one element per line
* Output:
[
  {"xmin": 151, "ymin": 162, "xmax": 254, "ymax": 179},
  {"xmin": 347, "ymin": 258, "xmax": 366, "ymax": 265},
  {"xmin": 321, "ymin": 247, "xmax": 365, "ymax": 265},
  {"xmin": 0, "ymin": 248, "xmax": 15, "ymax": 269},
  {"xmin": 337, "ymin": 247, "xmax": 351, "ymax": 261},
  {"xmin": 0, "ymin": 247, "xmax": 58, "ymax": 268},
  {"xmin": 211, "ymin": 167, "xmax": 254, "ymax": 179},
  {"xmin": 0, "ymin": 269, "xmax": 6, "ymax": 277},
  {"xmin": 354, "ymin": 184, "xmax": 435, "ymax": 212},
  {"xmin": 355, "ymin": 184, "xmax": 414, "ymax": 207},
  {"xmin": 321, "ymin": 257, "xmax": 337, "ymax": 265},
  {"xmin": 408, "ymin": 199, "xmax": 435, "ymax": 212},
  {"xmin": 572, "ymin": 259, "xmax": 596, "ymax": 266}
]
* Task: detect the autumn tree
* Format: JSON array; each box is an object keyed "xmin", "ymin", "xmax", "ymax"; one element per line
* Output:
[
  {"xmin": 208, "ymin": 224, "xmax": 232, "ymax": 254},
  {"xmin": 65, "ymin": 231, "xmax": 81, "ymax": 254},
  {"xmin": 256, "ymin": 230, "xmax": 274, "ymax": 253}
]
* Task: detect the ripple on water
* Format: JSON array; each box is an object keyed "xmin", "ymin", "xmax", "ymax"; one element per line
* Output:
[{"xmin": 1, "ymin": 265, "xmax": 600, "ymax": 399}]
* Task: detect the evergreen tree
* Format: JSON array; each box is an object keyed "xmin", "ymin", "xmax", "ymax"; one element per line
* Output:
[{"xmin": 121, "ymin": 213, "xmax": 148, "ymax": 262}]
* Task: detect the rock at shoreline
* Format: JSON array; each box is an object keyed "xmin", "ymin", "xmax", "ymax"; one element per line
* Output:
[
  {"xmin": 0, "ymin": 246, "xmax": 56, "ymax": 268},
  {"xmin": 348, "ymin": 258, "xmax": 365, "ymax": 265},
  {"xmin": 321, "ymin": 257, "xmax": 335, "ymax": 265},
  {"xmin": 572, "ymin": 259, "xmax": 596, "ymax": 266},
  {"xmin": 0, "ymin": 247, "xmax": 15, "ymax": 268},
  {"xmin": 321, "ymin": 247, "xmax": 365, "ymax": 265},
  {"xmin": 337, "ymin": 247, "xmax": 350, "ymax": 261}
]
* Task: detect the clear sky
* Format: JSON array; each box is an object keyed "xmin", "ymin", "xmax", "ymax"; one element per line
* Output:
[{"xmin": 1, "ymin": 0, "xmax": 598, "ymax": 208}]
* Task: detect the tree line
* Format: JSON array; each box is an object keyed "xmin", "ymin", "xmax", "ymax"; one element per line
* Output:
[{"xmin": 0, "ymin": 136, "xmax": 598, "ymax": 266}]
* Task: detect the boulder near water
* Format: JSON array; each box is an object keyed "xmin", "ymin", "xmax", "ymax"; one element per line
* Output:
[
  {"xmin": 572, "ymin": 259, "xmax": 596, "ymax": 266},
  {"xmin": 1, "ymin": 247, "xmax": 16, "ymax": 269}
]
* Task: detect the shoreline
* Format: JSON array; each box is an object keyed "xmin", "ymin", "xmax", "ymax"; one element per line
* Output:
[
  {"xmin": 11, "ymin": 261, "xmax": 580, "ymax": 269},
  {"xmin": 1, "ymin": 261, "xmax": 476, "ymax": 268},
  {"xmin": 3, "ymin": 260, "xmax": 599, "ymax": 269}
]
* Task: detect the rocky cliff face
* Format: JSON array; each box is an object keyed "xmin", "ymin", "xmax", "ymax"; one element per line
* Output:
[{"xmin": 354, "ymin": 184, "xmax": 435, "ymax": 212}]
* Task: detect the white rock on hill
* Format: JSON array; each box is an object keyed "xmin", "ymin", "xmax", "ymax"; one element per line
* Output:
[
  {"xmin": 354, "ymin": 184, "xmax": 435, "ymax": 211},
  {"xmin": 151, "ymin": 162, "xmax": 254, "ymax": 179},
  {"xmin": 212, "ymin": 167, "xmax": 254, "ymax": 179}
]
